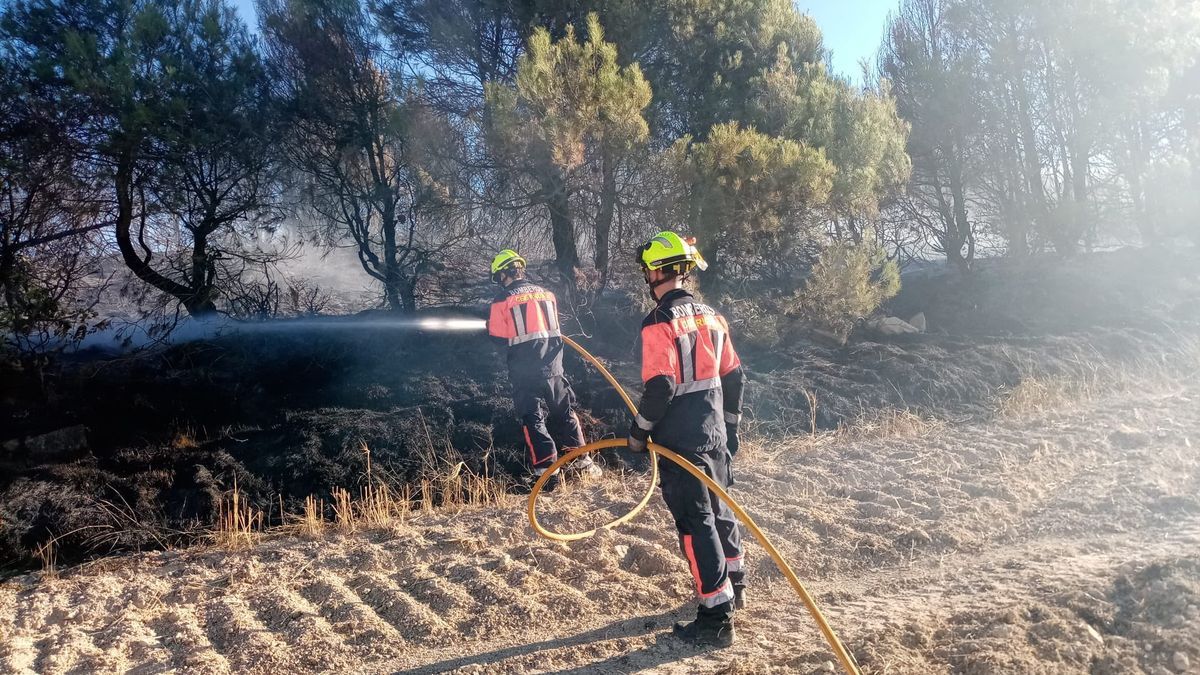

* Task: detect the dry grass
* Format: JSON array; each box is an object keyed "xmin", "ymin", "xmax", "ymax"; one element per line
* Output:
[
  {"xmin": 412, "ymin": 417, "xmax": 509, "ymax": 510},
  {"xmin": 998, "ymin": 337, "xmax": 1200, "ymax": 417},
  {"xmin": 295, "ymin": 494, "xmax": 326, "ymax": 539},
  {"xmin": 170, "ymin": 424, "xmax": 201, "ymax": 450},
  {"xmin": 749, "ymin": 407, "xmax": 941, "ymax": 466},
  {"xmin": 277, "ymin": 441, "xmax": 507, "ymax": 540},
  {"xmin": 211, "ymin": 479, "xmax": 263, "ymax": 549},
  {"xmin": 998, "ymin": 377, "xmax": 1084, "ymax": 416},
  {"xmin": 34, "ymin": 539, "xmax": 57, "ymax": 578},
  {"xmin": 803, "ymin": 388, "xmax": 819, "ymax": 436},
  {"xmin": 839, "ymin": 407, "xmax": 940, "ymax": 441}
]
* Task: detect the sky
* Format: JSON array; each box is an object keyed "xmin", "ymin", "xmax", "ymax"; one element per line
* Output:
[
  {"xmin": 799, "ymin": 0, "xmax": 897, "ymax": 80},
  {"xmin": 233, "ymin": 0, "xmax": 897, "ymax": 81},
  {"xmin": 235, "ymin": 0, "xmax": 257, "ymax": 28}
]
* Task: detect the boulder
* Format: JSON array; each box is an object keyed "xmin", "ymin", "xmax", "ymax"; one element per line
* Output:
[
  {"xmin": 865, "ymin": 316, "xmax": 922, "ymax": 336},
  {"xmin": 909, "ymin": 312, "xmax": 927, "ymax": 332}
]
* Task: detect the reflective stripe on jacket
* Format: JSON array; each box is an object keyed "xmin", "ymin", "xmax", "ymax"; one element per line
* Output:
[
  {"xmin": 637, "ymin": 289, "xmax": 744, "ymax": 451},
  {"xmin": 488, "ymin": 280, "xmax": 565, "ymax": 380}
]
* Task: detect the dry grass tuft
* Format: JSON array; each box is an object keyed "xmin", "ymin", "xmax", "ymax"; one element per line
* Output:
[
  {"xmin": 750, "ymin": 407, "xmax": 940, "ymax": 465},
  {"xmin": 34, "ymin": 539, "xmax": 57, "ymax": 578},
  {"xmin": 295, "ymin": 494, "xmax": 326, "ymax": 538},
  {"xmin": 839, "ymin": 408, "xmax": 941, "ymax": 442},
  {"xmin": 999, "ymin": 377, "xmax": 1082, "ymax": 416},
  {"xmin": 280, "ymin": 440, "xmax": 507, "ymax": 539},
  {"xmin": 998, "ymin": 338, "xmax": 1200, "ymax": 417},
  {"xmin": 412, "ymin": 417, "xmax": 509, "ymax": 510},
  {"xmin": 212, "ymin": 479, "xmax": 263, "ymax": 548},
  {"xmin": 803, "ymin": 388, "xmax": 819, "ymax": 435},
  {"xmin": 170, "ymin": 424, "xmax": 201, "ymax": 450}
]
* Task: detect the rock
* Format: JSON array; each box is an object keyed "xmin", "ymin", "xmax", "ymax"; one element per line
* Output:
[
  {"xmin": 1172, "ymin": 652, "xmax": 1190, "ymax": 672},
  {"xmin": 866, "ymin": 316, "xmax": 921, "ymax": 336},
  {"xmin": 908, "ymin": 312, "xmax": 927, "ymax": 332},
  {"xmin": 613, "ymin": 544, "xmax": 630, "ymax": 560}
]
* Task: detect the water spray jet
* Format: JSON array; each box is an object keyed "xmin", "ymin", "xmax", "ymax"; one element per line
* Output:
[{"xmin": 220, "ymin": 316, "xmax": 488, "ymax": 334}]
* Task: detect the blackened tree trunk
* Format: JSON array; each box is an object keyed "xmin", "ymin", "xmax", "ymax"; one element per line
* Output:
[
  {"xmin": 113, "ymin": 152, "xmax": 208, "ymax": 314},
  {"xmin": 380, "ymin": 197, "xmax": 404, "ymax": 312},
  {"xmin": 543, "ymin": 171, "xmax": 580, "ymax": 300},
  {"xmin": 594, "ymin": 150, "xmax": 617, "ymax": 285},
  {"xmin": 947, "ymin": 147, "xmax": 975, "ymax": 272},
  {"xmin": 187, "ymin": 230, "xmax": 218, "ymax": 316}
]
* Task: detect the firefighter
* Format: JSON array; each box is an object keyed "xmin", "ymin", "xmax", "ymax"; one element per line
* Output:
[
  {"xmin": 487, "ymin": 249, "xmax": 601, "ymax": 490},
  {"xmin": 626, "ymin": 232, "xmax": 746, "ymax": 647}
]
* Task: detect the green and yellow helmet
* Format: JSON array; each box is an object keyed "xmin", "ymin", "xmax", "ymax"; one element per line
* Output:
[
  {"xmin": 638, "ymin": 231, "xmax": 708, "ymax": 274},
  {"xmin": 490, "ymin": 249, "xmax": 526, "ymax": 280}
]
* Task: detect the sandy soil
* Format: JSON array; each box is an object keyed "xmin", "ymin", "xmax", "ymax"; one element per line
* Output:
[{"xmin": 2, "ymin": 379, "xmax": 1199, "ymax": 675}]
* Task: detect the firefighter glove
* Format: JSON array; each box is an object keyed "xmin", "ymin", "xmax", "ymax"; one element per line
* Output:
[
  {"xmin": 627, "ymin": 417, "xmax": 651, "ymax": 453},
  {"xmin": 725, "ymin": 423, "xmax": 740, "ymax": 456}
]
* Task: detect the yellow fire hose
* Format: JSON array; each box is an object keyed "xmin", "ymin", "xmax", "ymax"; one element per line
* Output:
[{"xmin": 525, "ymin": 336, "xmax": 862, "ymax": 675}]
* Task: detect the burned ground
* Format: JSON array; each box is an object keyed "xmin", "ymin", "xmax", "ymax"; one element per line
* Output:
[{"xmin": 2, "ymin": 247, "xmax": 1198, "ymax": 571}]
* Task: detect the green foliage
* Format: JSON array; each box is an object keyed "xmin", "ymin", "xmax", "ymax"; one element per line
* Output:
[
  {"xmin": 8, "ymin": 0, "xmax": 1197, "ymax": 339},
  {"xmin": 795, "ymin": 238, "xmax": 901, "ymax": 344},
  {"xmin": 660, "ymin": 20, "xmax": 910, "ymax": 294},
  {"xmin": 751, "ymin": 46, "xmax": 912, "ymax": 221},
  {"xmin": 486, "ymin": 13, "xmax": 651, "ymax": 172},
  {"xmin": 823, "ymin": 81, "xmax": 912, "ymax": 221},
  {"xmin": 3, "ymin": 0, "xmax": 279, "ymax": 317},
  {"xmin": 675, "ymin": 122, "xmax": 834, "ymax": 260},
  {"xmin": 0, "ymin": 255, "xmax": 98, "ymax": 353},
  {"xmin": 615, "ymin": 0, "xmax": 826, "ymax": 138},
  {"xmin": 484, "ymin": 13, "xmax": 652, "ymax": 293}
]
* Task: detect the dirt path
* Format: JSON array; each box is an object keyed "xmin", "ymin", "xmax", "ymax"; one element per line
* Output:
[{"xmin": 2, "ymin": 381, "xmax": 1199, "ymax": 674}]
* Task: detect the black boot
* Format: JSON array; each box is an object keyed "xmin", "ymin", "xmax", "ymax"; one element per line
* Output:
[
  {"xmin": 673, "ymin": 602, "xmax": 735, "ymax": 647},
  {"xmin": 733, "ymin": 584, "xmax": 747, "ymax": 610},
  {"xmin": 730, "ymin": 571, "xmax": 747, "ymax": 610}
]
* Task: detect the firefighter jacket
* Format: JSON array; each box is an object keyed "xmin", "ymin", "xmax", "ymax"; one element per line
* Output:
[
  {"xmin": 634, "ymin": 289, "xmax": 745, "ymax": 451},
  {"xmin": 487, "ymin": 280, "xmax": 565, "ymax": 383}
]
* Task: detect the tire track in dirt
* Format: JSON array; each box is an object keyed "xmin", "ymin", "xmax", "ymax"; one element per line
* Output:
[
  {"xmin": 347, "ymin": 571, "xmax": 454, "ymax": 644},
  {"xmin": 245, "ymin": 583, "xmax": 351, "ymax": 662},
  {"xmin": 296, "ymin": 576, "xmax": 406, "ymax": 654},
  {"xmin": 831, "ymin": 518, "xmax": 1200, "ymax": 631},
  {"xmin": 147, "ymin": 607, "xmax": 234, "ymax": 675},
  {"xmin": 402, "ymin": 562, "xmax": 484, "ymax": 626},
  {"xmin": 201, "ymin": 595, "xmax": 295, "ymax": 672}
]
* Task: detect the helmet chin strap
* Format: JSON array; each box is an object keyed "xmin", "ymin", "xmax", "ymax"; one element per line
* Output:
[{"xmin": 644, "ymin": 267, "xmax": 689, "ymax": 300}]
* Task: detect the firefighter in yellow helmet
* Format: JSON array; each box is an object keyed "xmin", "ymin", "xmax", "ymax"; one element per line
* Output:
[
  {"xmin": 487, "ymin": 250, "xmax": 601, "ymax": 490},
  {"xmin": 627, "ymin": 232, "xmax": 746, "ymax": 647}
]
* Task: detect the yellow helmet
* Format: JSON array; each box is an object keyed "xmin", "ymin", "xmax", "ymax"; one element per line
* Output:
[
  {"xmin": 638, "ymin": 231, "xmax": 708, "ymax": 274},
  {"xmin": 490, "ymin": 249, "xmax": 526, "ymax": 278}
]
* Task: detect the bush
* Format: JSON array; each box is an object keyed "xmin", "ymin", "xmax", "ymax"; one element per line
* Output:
[{"xmin": 795, "ymin": 238, "xmax": 900, "ymax": 344}]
